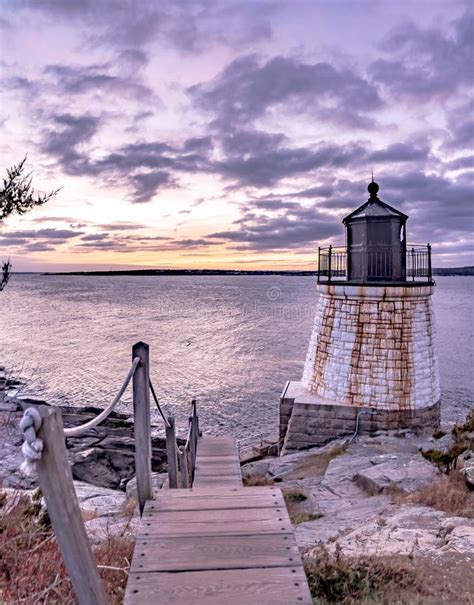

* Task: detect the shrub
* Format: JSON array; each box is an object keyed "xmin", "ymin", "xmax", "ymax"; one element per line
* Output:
[
  {"xmin": 422, "ymin": 411, "xmax": 473, "ymax": 474},
  {"xmin": 404, "ymin": 469, "xmax": 473, "ymax": 518},
  {"xmin": 0, "ymin": 489, "xmax": 134, "ymax": 604},
  {"xmin": 303, "ymin": 545, "xmax": 425, "ymax": 604}
]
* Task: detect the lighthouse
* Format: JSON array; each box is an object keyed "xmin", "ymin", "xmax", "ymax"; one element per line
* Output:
[{"xmin": 279, "ymin": 180, "xmax": 441, "ymax": 454}]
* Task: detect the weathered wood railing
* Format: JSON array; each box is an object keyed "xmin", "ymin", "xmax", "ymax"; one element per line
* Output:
[
  {"xmin": 160, "ymin": 398, "xmax": 200, "ymax": 489},
  {"xmin": 18, "ymin": 341, "xmax": 200, "ymax": 605}
]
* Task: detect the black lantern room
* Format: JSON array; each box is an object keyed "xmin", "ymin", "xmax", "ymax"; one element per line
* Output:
[{"xmin": 342, "ymin": 181, "xmax": 408, "ymax": 282}]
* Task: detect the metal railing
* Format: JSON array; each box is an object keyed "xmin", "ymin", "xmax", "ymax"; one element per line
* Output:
[
  {"xmin": 318, "ymin": 245, "xmax": 347, "ymax": 281},
  {"xmin": 318, "ymin": 243, "xmax": 433, "ymax": 284},
  {"xmin": 406, "ymin": 244, "xmax": 432, "ymax": 282}
]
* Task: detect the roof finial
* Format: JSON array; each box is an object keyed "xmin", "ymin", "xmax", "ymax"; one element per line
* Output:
[{"xmin": 367, "ymin": 173, "xmax": 379, "ymax": 199}]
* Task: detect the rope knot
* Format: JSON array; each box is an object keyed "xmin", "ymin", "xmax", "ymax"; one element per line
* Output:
[{"xmin": 19, "ymin": 407, "xmax": 43, "ymax": 477}]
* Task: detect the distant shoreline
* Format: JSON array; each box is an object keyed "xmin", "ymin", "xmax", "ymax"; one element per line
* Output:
[{"xmin": 34, "ymin": 266, "xmax": 474, "ymax": 277}]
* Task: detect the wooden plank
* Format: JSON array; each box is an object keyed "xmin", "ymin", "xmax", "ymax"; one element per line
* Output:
[
  {"xmin": 196, "ymin": 444, "xmax": 237, "ymax": 450},
  {"xmin": 143, "ymin": 506, "xmax": 289, "ymax": 525},
  {"xmin": 124, "ymin": 566, "xmax": 312, "ymax": 605},
  {"xmin": 195, "ymin": 460, "xmax": 241, "ymax": 468},
  {"xmin": 131, "ymin": 534, "xmax": 302, "ymax": 572},
  {"xmin": 195, "ymin": 459, "xmax": 239, "ymax": 467},
  {"xmin": 197, "ymin": 444, "xmax": 238, "ymax": 454},
  {"xmin": 148, "ymin": 495, "xmax": 284, "ymax": 512},
  {"xmin": 35, "ymin": 406, "xmax": 108, "ymax": 605},
  {"xmin": 138, "ymin": 516, "xmax": 293, "ymax": 537},
  {"xmin": 193, "ymin": 476, "xmax": 242, "ymax": 485},
  {"xmin": 151, "ymin": 486, "xmax": 281, "ymax": 498},
  {"xmin": 132, "ymin": 341, "xmax": 153, "ymax": 513},
  {"xmin": 195, "ymin": 455, "xmax": 238, "ymax": 462},
  {"xmin": 194, "ymin": 468, "xmax": 241, "ymax": 477}
]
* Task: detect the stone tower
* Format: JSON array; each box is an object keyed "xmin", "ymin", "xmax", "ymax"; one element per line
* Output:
[{"xmin": 279, "ymin": 181, "xmax": 440, "ymax": 454}]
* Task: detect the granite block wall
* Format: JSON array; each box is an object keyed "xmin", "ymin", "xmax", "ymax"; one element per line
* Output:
[{"xmin": 302, "ymin": 285, "xmax": 441, "ymax": 411}]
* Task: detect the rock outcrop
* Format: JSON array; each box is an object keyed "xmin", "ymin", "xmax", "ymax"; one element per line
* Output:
[{"xmin": 0, "ymin": 398, "xmax": 180, "ymax": 491}]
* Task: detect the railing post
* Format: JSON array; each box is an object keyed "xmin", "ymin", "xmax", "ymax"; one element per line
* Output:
[
  {"xmin": 34, "ymin": 406, "xmax": 108, "ymax": 605},
  {"xmin": 411, "ymin": 247, "xmax": 415, "ymax": 282},
  {"xmin": 192, "ymin": 403, "xmax": 199, "ymax": 450},
  {"xmin": 189, "ymin": 416, "xmax": 197, "ymax": 475},
  {"xmin": 179, "ymin": 449, "xmax": 190, "ymax": 488},
  {"xmin": 327, "ymin": 245, "xmax": 332, "ymax": 283},
  {"xmin": 427, "ymin": 243, "xmax": 432, "ymax": 282},
  {"xmin": 166, "ymin": 416, "xmax": 179, "ymax": 488},
  {"xmin": 132, "ymin": 341, "xmax": 153, "ymax": 514},
  {"xmin": 317, "ymin": 247, "xmax": 321, "ymax": 283}
]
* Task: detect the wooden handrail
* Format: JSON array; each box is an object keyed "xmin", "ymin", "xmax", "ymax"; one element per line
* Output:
[
  {"xmin": 167, "ymin": 399, "xmax": 201, "ymax": 488},
  {"xmin": 18, "ymin": 341, "xmax": 203, "ymax": 605}
]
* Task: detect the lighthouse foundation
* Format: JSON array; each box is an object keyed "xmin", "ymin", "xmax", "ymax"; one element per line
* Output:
[{"xmin": 280, "ymin": 284, "xmax": 441, "ymax": 454}]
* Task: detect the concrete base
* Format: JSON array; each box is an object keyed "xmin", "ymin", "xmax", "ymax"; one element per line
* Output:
[{"xmin": 279, "ymin": 381, "xmax": 440, "ymax": 455}]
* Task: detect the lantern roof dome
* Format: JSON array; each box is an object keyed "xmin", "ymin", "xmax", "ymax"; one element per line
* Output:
[{"xmin": 342, "ymin": 180, "xmax": 408, "ymax": 224}]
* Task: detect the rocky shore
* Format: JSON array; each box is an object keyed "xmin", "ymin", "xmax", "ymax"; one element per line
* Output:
[
  {"xmin": 243, "ymin": 423, "xmax": 474, "ymax": 602},
  {"xmin": 0, "ymin": 396, "xmax": 177, "ymax": 541},
  {"xmin": 1, "ymin": 391, "xmax": 473, "ymax": 600}
]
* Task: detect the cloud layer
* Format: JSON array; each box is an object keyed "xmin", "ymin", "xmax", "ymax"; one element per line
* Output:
[{"xmin": 1, "ymin": 1, "xmax": 472, "ymax": 268}]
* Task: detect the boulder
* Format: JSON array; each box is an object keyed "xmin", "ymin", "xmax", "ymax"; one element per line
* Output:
[
  {"xmin": 125, "ymin": 473, "xmax": 167, "ymax": 499},
  {"xmin": 461, "ymin": 458, "xmax": 474, "ymax": 491},
  {"xmin": 85, "ymin": 515, "xmax": 139, "ymax": 544},
  {"xmin": 321, "ymin": 505, "xmax": 446, "ymax": 557},
  {"xmin": 419, "ymin": 434, "xmax": 454, "ymax": 455},
  {"xmin": 240, "ymin": 460, "xmax": 271, "ymax": 480},
  {"xmin": 71, "ymin": 447, "xmax": 136, "ymax": 490},
  {"xmin": 354, "ymin": 454, "xmax": 439, "ymax": 495},
  {"xmin": 2, "ymin": 397, "xmax": 173, "ymax": 491},
  {"xmin": 74, "ymin": 480, "xmax": 127, "ymax": 517}
]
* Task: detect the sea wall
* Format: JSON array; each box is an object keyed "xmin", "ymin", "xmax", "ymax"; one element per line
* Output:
[
  {"xmin": 279, "ymin": 382, "xmax": 440, "ymax": 454},
  {"xmin": 302, "ymin": 284, "xmax": 441, "ymax": 411}
]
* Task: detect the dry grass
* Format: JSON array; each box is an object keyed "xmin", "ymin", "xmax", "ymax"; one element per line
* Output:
[
  {"xmin": 242, "ymin": 475, "xmax": 275, "ymax": 486},
  {"xmin": 0, "ymin": 489, "xmax": 134, "ymax": 604},
  {"xmin": 282, "ymin": 486, "xmax": 324, "ymax": 525},
  {"xmin": 282, "ymin": 446, "xmax": 346, "ymax": 480},
  {"xmin": 400, "ymin": 468, "xmax": 474, "ymax": 518},
  {"xmin": 283, "ymin": 487, "xmax": 308, "ymax": 503},
  {"xmin": 291, "ymin": 511, "xmax": 324, "ymax": 524},
  {"xmin": 303, "ymin": 545, "xmax": 427, "ymax": 604}
]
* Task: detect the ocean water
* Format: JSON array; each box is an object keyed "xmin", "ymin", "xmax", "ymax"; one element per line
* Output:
[{"xmin": 1, "ymin": 275, "xmax": 472, "ymax": 438}]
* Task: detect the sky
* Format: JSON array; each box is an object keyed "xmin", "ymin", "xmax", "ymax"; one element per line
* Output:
[{"xmin": 0, "ymin": 0, "xmax": 472, "ymax": 271}]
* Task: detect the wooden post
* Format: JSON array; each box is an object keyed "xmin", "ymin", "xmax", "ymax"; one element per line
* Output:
[
  {"xmin": 35, "ymin": 406, "xmax": 108, "ymax": 605},
  {"xmin": 178, "ymin": 449, "xmax": 189, "ymax": 488},
  {"xmin": 166, "ymin": 416, "xmax": 179, "ymax": 489},
  {"xmin": 191, "ymin": 399, "xmax": 199, "ymax": 442},
  {"xmin": 189, "ymin": 416, "xmax": 196, "ymax": 472},
  {"xmin": 132, "ymin": 341, "xmax": 153, "ymax": 514}
]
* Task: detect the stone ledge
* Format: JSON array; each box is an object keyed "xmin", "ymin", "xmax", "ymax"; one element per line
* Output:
[
  {"xmin": 317, "ymin": 283, "xmax": 435, "ymax": 300},
  {"xmin": 280, "ymin": 381, "xmax": 440, "ymax": 454}
]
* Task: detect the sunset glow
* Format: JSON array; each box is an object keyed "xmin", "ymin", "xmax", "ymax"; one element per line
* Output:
[{"xmin": 1, "ymin": 0, "xmax": 472, "ymax": 271}]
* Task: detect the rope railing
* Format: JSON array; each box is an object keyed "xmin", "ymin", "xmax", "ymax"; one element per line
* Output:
[
  {"xmin": 16, "ymin": 341, "xmax": 201, "ymax": 605},
  {"xmin": 149, "ymin": 379, "xmax": 171, "ymax": 428},
  {"xmin": 63, "ymin": 356, "xmax": 141, "ymax": 437},
  {"xmin": 19, "ymin": 356, "xmax": 141, "ymax": 472}
]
